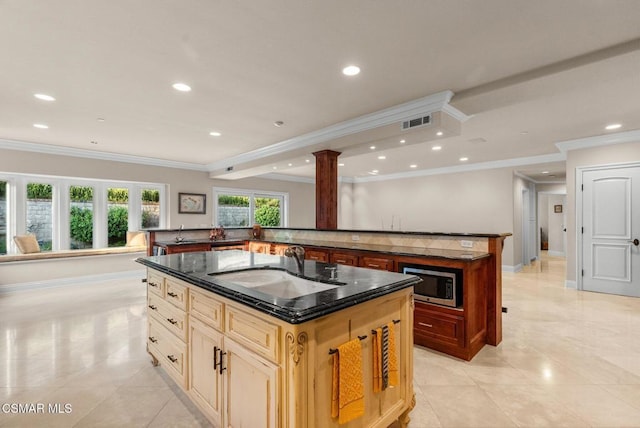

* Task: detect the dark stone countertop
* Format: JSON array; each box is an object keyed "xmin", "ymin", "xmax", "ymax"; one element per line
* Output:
[
  {"xmin": 137, "ymin": 250, "xmax": 421, "ymax": 324},
  {"xmin": 154, "ymin": 238, "xmax": 245, "ymax": 247}
]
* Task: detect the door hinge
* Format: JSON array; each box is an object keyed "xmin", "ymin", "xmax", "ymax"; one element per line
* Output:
[
  {"xmin": 581, "ymin": 227, "xmax": 584, "ymax": 234},
  {"xmin": 581, "ymin": 269, "xmax": 584, "ymax": 277},
  {"xmin": 581, "ymin": 184, "xmax": 584, "ymax": 191}
]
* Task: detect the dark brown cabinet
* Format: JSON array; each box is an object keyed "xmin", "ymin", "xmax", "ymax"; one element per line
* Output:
[
  {"xmin": 304, "ymin": 248, "xmax": 329, "ymax": 262},
  {"xmin": 360, "ymin": 255, "xmax": 395, "ymax": 271},
  {"xmin": 163, "ymin": 243, "xmax": 211, "ymax": 254}
]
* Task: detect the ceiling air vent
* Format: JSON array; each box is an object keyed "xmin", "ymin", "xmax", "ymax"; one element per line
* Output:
[{"xmin": 401, "ymin": 114, "xmax": 431, "ymax": 130}]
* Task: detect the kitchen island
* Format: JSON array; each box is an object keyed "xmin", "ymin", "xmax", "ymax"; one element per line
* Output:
[{"xmin": 137, "ymin": 250, "xmax": 421, "ymax": 428}]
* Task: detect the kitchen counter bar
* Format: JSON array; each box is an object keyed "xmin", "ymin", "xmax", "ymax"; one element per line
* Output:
[{"xmin": 137, "ymin": 250, "xmax": 421, "ymax": 324}]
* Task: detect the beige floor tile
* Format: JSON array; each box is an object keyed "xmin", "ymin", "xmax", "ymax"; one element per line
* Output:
[{"xmin": 3, "ymin": 252, "xmax": 640, "ymax": 427}]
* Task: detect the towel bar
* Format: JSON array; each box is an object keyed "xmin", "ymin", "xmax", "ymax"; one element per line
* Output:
[
  {"xmin": 328, "ymin": 335, "xmax": 367, "ymax": 355},
  {"xmin": 371, "ymin": 319, "xmax": 400, "ymax": 334}
]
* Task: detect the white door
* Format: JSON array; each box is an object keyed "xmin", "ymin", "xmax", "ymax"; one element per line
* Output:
[{"xmin": 582, "ymin": 165, "xmax": 640, "ymax": 296}]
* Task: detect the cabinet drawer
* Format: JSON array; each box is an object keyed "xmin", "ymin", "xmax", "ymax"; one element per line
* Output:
[
  {"xmin": 330, "ymin": 252, "xmax": 359, "ymax": 266},
  {"xmin": 414, "ymin": 306, "xmax": 464, "ymax": 347},
  {"xmin": 190, "ymin": 288, "xmax": 224, "ymax": 331},
  {"xmin": 165, "ymin": 277, "xmax": 189, "ymax": 311},
  {"xmin": 147, "ymin": 271, "xmax": 165, "ymax": 297},
  {"xmin": 167, "ymin": 243, "xmax": 211, "ymax": 254},
  {"xmin": 225, "ymin": 305, "xmax": 280, "ymax": 363},
  {"xmin": 360, "ymin": 256, "xmax": 395, "ymax": 271},
  {"xmin": 148, "ymin": 320, "xmax": 187, "ymax": 389},
  {"xmin": 305, "ymin": 248, "xmax": 329, "ymax": 262},
  {"xmin": 248, "ymin": 241, "xmax": 271, "ymax": 254},
  {"xmin": 148, "ymin": 295, "xmax": 188, "ymax": 342},
  {"xmin": 272, "ymin": 244, "xmax": 289, "ymax": 256}
]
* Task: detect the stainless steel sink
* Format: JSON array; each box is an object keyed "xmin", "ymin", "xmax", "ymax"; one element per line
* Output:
[{"xmin": 211, "ymin": 269, "xmax": 340, "ymax": 298}]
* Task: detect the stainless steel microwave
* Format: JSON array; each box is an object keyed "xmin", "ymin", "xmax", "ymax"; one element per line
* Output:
[{"xmin": 402, "ymin": 266, "xmax": 462, "ymax": 308}]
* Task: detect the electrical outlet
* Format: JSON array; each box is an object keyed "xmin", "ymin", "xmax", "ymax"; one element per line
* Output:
[
  {"xmin": 352, "ymin": 234, "xmax": 360, "ymax": 241},
  {"xmin": 460, "ymin": 240, "xmax": 473, "ymax": 248}
]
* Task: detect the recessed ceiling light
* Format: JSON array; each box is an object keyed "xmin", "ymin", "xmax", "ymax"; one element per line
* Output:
[
  {"xmin": 305, "ymin": 159, "xmax": 310, "ymax": 163},
  {"xmin": 459, "ymin": 157, "xmax": 469, "ymax": 162},
  {"xmin": 432, "ymin": 146, "xmax": 442, "ymax": 151},
  {"xmin": 605, "ymin": 123, "xmax": 622, "ymax": 130},
  {"xmin": 172, "ymin": 82, "xmax": 191, "ymax": 92},
  {"xmin": 209, "ymin": 131, "xmax": 221, "ymax": 137},
  {"xmin": 97, "ymin": 118, "xmax": 105, "ymax": 122},
  {"xmin": 274, "ymin": 121, "xmax": 284, "ymax": 127},
  {"xmin": 338, "ymin": 163, "xmax": 345, "ymax": 167},
  {"xmin": 541, "ymin": 171, "xmax": 549, "ymax": 174},
  {"xmin": 33, "ymin": 123, "xmax": 48, "ymax": 129},
  {"xmin": 400, "ymin": 139, "xmax": 406, "ymax": 144},
  {"xmin": 436, "ymin": 131, "xmax": 443, "ymax": 136},
  {"xmin": 370, "ymin": 146, "xmax": 376, "ymax": 150},
  {"xmin": 372, "ymin": 169, "xmax": 379, "ymax": 173},
  {"xmin": 377, "ymin": 155, "xmax": 386, "ymax": 160},
  {"xmin": 288, "ymin": 163, "xmax": 293, "ymax": 167},
  {"xmin": 410, "ymin": 164, "xmax": 417, "ymax": 168},
  {"xmin": 520, "ymin": 131, "xmax": 529, "ymax": 135},
  {"xmin": 34, "ymin": 93, "xmax": 55, "ymax": 101},
  {"xmin": 272, "ymin": 166, "xmax": 278, "ymax": 170},
  {"xmin": 342, "ymin": 65, "xmax": 360, "ymax": 76}
]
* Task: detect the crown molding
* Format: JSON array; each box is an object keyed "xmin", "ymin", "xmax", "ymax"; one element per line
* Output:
[
  {"xmin": 259, "ymin": 173, "xmax": 357, "ymax": 184},
  {"xmin": 352, "ymin": 153, "xmax": 566, "ymax": 183},
  {"xmin": 555, "ymin": 129, "xmax": 640, "ymax": 153},
  {"xmin": 206, "ymin": 90, "xmax": 464, "ymax": 171},
  {"xmin": 0, "ymin": 138, "xmax": 209, "ymax": 171},
  {"xmin": 514, "ymin": 171, "xmax": 566, "ymax": 185}
]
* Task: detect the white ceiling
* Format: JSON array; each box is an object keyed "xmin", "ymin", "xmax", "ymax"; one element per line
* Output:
[{"xmin": 1, "ymin": 1, "xmax": 639, "ymax": 183}]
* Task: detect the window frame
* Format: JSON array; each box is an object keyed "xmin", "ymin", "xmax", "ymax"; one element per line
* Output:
[
  {"xmin": 213, "ymin": 187, "xmax": 289, "ymax": 228},
  {"xmin": 0, "ymin": 172, "xmax": 167, "ymax": 254}
]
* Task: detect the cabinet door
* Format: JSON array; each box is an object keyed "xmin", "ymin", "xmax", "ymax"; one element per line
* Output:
[
  {"xmin": 360, "ymin": 255, "xmax": 395, "ymax": 271},
  {"xmin": 189, "ymin": 316, "xmax": 224, "ymax": 427},
  {"xmin": 225, "ymin": 339, "xmax": 279, "ymax": 428}
]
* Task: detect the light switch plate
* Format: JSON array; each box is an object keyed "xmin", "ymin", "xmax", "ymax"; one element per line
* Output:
[
  {"xmin": 352, "ymin": 235, "xmax": 360, "ymax": 241},
  {"xmin": 460, "ymin": 240, "xmax": 473, "ymax": 248}
]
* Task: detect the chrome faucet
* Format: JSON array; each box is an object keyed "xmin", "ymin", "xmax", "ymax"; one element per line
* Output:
[
  {"xmin": 284, "ymin": 245, "xmax": 305, "ymax": 276},
  {"xmin": 175, "ymin": 224, "xmax": 184, "ymax": 243}
]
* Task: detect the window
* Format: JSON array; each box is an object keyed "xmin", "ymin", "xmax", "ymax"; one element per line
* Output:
[
  {"xmin": 214, "ymin": 188, "xmax": 288, "ymax": 228},
  {"xmin": 141, "ymin": 188, "xmax": 160, "ymax": 229},
  {"xmin": 70, "ymin": 185, "xmax": 94, "ymax": 249},
  {"xmin": 0, "ymin": 173, "xmax": 167, "ymax": 255},
  {"xmin": 26, "ymin": 182, "xmax": 53, "ymax": 251},
  {"xmin": 0, "ymin": 181, "xmax": 6, "ymax": 255},
  {"xmin": 107, "ymin": 187, "xmax": 129, "ymax": 247}
]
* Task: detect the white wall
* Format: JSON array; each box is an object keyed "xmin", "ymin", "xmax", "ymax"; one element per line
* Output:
[
  {"xmin": 347, "ymin": 167, "xmax": 516, "ymax": 268},
  {"xmin": 565, "ymin": 140, "xmax": 640, "ymax": 283},
  {"xmin": 547, "ymin": 194, "xmax": 566, "ymax": 256},
  {"xmin": 0, "ymin": 148, "xmax": 316, "ymax": 229}
]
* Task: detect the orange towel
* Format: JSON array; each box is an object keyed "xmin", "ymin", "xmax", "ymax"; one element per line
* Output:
[
  {"xmin": 372, "ymin": 327, "xmax": 383, "ymax": 392},
  {"xmin": 331, "ymin": 338, "xmax": 365, "ymax": 424},
  {"xmin": 372, "ymin": 322, "xmax": 399, "ymax": 392},
  {"xmin": 387, "ymin": 322, "xmax": 399, "ymax": 387}
]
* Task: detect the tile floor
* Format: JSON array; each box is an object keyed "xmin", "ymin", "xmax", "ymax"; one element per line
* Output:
[{"xmin": 2, "ymin": 253, "xmax": 640, "ymax": 427}]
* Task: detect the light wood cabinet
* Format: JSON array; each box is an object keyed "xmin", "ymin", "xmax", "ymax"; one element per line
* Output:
[
  {"xmin": 304, "ymin": 247, "xmax": 329, "ymax": 262},
  {"xmin": 147, "ymin": 267, "xmax": 414, "ymax": 427},
  {"xmin": 225, "ymin": 338, "xmax": 279, "ymax": 428},
  {"xmin": 248, "ymin": 241, "xmax": 272, "ymax": 254},
  {"xmin": 188, "ymin": 314, "xmax": 224, "ymax": 426}
]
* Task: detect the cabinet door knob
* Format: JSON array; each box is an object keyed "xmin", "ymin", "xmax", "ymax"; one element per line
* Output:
[
  {"xmin": 167, "ymin": 292, "xmax": 178, "ymax": 298},
  {"xmin": 148, "ymin": 336, "xmax": 157, "ymax": 343},
  {"xmin": 167, "ymin": 318, "xmax": 178, "ymax": 325},
  {"xmin": 149, "ymin": 282, "xmax": 158, "ymax": 288},
  {"xmin": 167, "ymin": 355, "xmax": 178, "ymax": 363},
  {"xmin": 148, "ymin": 305, "xmax": 157, "ymax": 311},
  {"xmin": 418, "ymin": 322, "xmax": 433, "ymax": 328}
]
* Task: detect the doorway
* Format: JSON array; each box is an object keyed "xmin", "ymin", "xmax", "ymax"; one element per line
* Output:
[{"xmin": 578, "ymin": 163, "xmax": 640, "ymax": 297}]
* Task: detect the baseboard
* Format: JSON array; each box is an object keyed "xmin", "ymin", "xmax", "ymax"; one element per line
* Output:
[
  {"xmin": 502, "ymin": 264, "xmax": 523, "ymax": 273},
  {"xmin": 0, "ymin": 269, "xmax": 146, "ymax": 294},
  {"xmin": 565, "ymin": 280, "xmax": 577, "ymax": 289}
]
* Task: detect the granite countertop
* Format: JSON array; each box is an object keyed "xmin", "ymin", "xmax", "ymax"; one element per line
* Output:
[
  {"xmin": 137, "ymin": 250, "xmax": 420, "ymax": 324},
  {"xmin": 256, "ymin": 238, "xmax": 491, "ymax": 261}
]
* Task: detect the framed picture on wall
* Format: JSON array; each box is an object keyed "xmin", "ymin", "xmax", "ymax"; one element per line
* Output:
[
  {"xmin": 179, "ymin": 193, "xmax": 206, "ymax": 214},
  {"xmin": 554, "ymin": 204, "xmax": 563, "ymax": 213}
]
